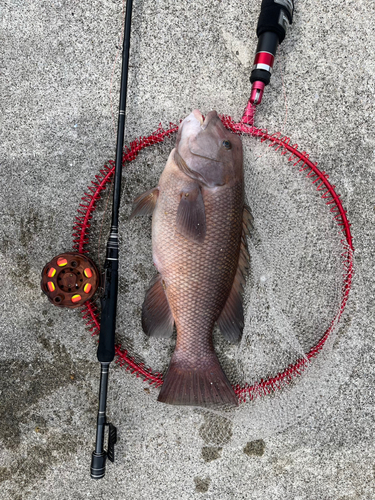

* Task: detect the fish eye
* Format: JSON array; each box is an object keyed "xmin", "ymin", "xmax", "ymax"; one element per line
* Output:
[{"xmin": 222, "ymin": 140, "xmax": 232, "ymax": 150}]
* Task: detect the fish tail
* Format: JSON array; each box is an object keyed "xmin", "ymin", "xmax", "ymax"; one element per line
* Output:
[{"xmin": 158, "ymin": 351, "xmax": 238, "ymax": 407}]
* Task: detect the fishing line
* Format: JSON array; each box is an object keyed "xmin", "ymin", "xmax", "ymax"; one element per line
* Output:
[
  {"xmin": 96, "ymin": 174, "xmax": 114, "ymax": 277},
  {"xmin": 110, "ymin": 0, "xmax": 126, "ymax": 135},
  {"xmin": 277, "ymin": 46, "xmax": 289, "ymax": 131}
]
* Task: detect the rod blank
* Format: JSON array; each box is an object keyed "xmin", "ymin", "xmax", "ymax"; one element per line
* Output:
[{"xmin": 90, "ymin": 0, "xmax": 133, "ymax": 479}]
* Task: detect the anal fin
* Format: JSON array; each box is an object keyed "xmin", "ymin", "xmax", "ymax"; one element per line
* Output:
[{"xmin": 142, "ymin": 274, "xmax": 174, "ymax": 338}]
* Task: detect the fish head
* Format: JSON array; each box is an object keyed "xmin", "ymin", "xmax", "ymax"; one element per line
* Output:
[{"xmin": 175, "ymin": 110, "xmax": 243, "ymax": 187}]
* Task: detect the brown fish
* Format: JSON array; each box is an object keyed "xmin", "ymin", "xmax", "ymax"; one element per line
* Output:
[{"xmin": 130, "ymin": 110, "xmax": 252, "ymax": 407}]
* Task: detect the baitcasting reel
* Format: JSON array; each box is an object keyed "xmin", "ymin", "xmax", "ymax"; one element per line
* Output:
[{"xmin": 41, "ymin": 252, "xmax": 99, "ymax": 308}]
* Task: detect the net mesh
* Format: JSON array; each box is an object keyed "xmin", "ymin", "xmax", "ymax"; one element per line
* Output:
[{"xmin": 74, "ymin": 108, "xmax": 353, "ymax": 445}]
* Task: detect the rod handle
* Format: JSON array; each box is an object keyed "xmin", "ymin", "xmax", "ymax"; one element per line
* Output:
[
  {"xmin": 97, "ymin": 260, "xmax": 118, "ymax": 362},
  {"xmin": 97, "ymin": 248, "xmax": 118, "ymax": 363}
]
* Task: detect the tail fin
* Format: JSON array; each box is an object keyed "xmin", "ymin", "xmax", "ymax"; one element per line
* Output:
[{"xmin": 158, "ymin": 352, "xmax": 238, "ymax": 408}]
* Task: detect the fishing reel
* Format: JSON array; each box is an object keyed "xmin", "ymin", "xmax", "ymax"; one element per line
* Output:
[{"xmin": 41, "ymin": 252, "xmax": 99, "ymax": 308}]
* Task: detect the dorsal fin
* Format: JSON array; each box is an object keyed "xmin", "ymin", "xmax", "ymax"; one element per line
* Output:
[
  {"xmin": 129, "ymin": 187, "xmax": 159, "ymax": 219},
  {"xmin": 217, "ymin": 206, "xmax": 252, "ymax": 343}
]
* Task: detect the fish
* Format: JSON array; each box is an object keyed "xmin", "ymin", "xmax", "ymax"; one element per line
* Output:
[{"xmin": 130, "ymin": 109, "xmax": 252, "ymax": 407}]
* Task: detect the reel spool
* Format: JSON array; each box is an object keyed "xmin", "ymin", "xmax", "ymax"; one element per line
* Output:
[{"xmin": 41, "ymin": 252, "xmax": 99, "ymax": 308}]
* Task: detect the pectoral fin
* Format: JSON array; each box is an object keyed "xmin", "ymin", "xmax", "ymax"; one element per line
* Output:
[
  {"xmin": 217, "ymin": 206, "xmax": 251, "ymax": 343},
  {"xmin": 142, "ymin": 274, "xmax": 174, "ymax": 338},
  {"xmin": 176, "ymin": 184, "xmax": 206, "ymax": 243},
  {"xmin": 129, "ymin": 187, "xmax": 159, "ymax": 219}
]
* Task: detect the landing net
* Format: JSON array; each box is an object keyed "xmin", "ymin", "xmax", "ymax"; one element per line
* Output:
[{"xmin": 73, "ymin": 103, "xmax": 353, "ymax": 444}]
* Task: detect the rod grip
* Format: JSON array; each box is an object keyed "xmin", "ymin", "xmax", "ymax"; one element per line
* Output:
[{"xmin": 97, "ymin": 261, "xmax": 118, "ymax": 362}]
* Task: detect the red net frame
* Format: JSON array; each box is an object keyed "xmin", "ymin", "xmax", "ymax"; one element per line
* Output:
[{"xmin": 73, "ymin": 106, "xmax": 354, "ymax": 403}]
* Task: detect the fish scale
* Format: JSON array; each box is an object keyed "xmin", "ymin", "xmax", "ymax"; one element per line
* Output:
[{"xmin": 152, "ymin": 156, "xmax": 244, "ymax": 404}]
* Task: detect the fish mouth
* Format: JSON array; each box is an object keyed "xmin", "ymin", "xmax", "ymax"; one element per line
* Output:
[
  {"xmin": 192, "ymin": 109, "xmax": 204, "ymax": 127},
  {"xmin": 177, "ymin": 109, "xmax": 222, "ymax": 166},
  {"xmin": 191, "ymin": 109, "xmax": 219, "ymax": 130},
  {"xmin": 175, "ymin": 109, "xmax": 227, "ymax": 187}
]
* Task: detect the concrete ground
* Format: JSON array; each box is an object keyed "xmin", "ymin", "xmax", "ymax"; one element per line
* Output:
[{"xmin": 1, "ymin": 0, "xmax": 374, "ymax": 498}]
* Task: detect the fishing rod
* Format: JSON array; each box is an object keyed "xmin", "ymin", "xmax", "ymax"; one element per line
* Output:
[{"xmin": 90, "ymin": 0, "xmax": 134, "ymax": 480}]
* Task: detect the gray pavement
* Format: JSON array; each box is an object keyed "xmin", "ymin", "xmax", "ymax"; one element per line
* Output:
[{"xmin": 1, "ymin": 0, "xmax": 374, "ymax": 499}]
